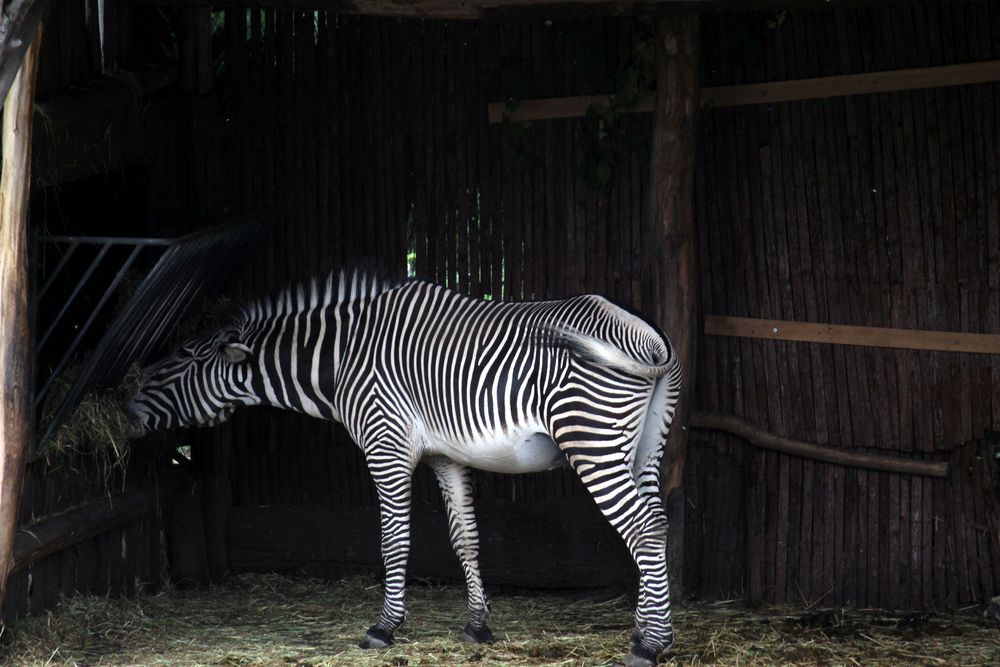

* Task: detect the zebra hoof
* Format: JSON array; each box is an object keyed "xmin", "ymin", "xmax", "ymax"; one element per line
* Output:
[
  {"xmin": 358, "ymin": 626, "xmax": 394, "ymax": 649},
  {"xmin": 623, "ymin": 643, "xmax": 658, "ymax": 667},
  {"xmin": 462, "ymin": 621, "xmax": 495, "ymax": 644},
  {"xmin": 629, "ymin": 629, "xmax": 644, "ymax": 649}
]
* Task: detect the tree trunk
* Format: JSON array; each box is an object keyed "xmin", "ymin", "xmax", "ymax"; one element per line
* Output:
[{"xmin": 646, "ymin": 10, "xmax": 700, "ymax": 598}]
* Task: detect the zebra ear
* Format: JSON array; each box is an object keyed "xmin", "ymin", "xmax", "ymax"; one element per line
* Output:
[{"xmin": 222, "ymin": 342, "xmax": 252, "ymax": 364}]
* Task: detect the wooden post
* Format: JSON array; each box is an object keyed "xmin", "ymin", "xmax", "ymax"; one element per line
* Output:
[
  {"xmin": 0, "ymin": 21, "xmax": 41, "ymax": 610},
  {"xmin": 646, "ymin": 11, "xmax": 700, "ymax": 597},
  {"xmin": 180, "ymin": 8, "xmax": 214, "ymax": 95}
]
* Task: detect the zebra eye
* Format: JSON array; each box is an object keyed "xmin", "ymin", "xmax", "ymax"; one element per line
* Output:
[{"xmin": 221, "ymin": 342, "xmax": 251, "ymax": 364}]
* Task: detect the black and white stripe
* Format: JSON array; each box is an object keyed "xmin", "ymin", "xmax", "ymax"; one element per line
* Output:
[{"xmin": 127, "ymin": 271, "xmax": 682, "ymax": 666}]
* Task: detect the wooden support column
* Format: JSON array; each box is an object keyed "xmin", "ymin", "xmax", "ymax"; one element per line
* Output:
[
  {"xmin": 0, "ymin": 21, "xmax": 41, "ymax": 610},
  {"xmin": 646, "ymin": 11, "xmax": 699, "ymax": 597},
  {"xmin": 181, "ymin": 8, "xmax": 214, "ymax": 95}
]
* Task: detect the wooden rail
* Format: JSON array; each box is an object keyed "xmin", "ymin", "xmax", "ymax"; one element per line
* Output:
[
  {"xmin": 691, "ymin": 412, "xmax": 949, "ymax": 478},
  {"xmin": 487, "ymin": 60, "xmax": 1000, "ymax": 123},
  {"xmin": 11, "ymin": 473, "xmax": 184, "ymax": 575},
  {"xmin": 704, "ymin": 315, "xmax": 1000, "ymax": 355}
]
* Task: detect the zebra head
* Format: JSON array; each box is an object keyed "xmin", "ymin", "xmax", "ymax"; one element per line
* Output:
[{"xmin": 126, "ymin": 326, "xmax": 257, "ymax": 437}]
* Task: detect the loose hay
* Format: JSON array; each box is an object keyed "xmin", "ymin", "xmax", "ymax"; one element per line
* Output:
[
  {"xmin": 39, "ymin": 362, "xmax": 144, "ymax": 472},
  {"xmin": 3, "ymin": 574, "xmax": 998, "ymax": 666}
]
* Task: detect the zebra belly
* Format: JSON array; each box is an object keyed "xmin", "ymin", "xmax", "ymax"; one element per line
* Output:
[{"xmin": 425, "ymin": 428, "xmax": 565, "ymax": 474}]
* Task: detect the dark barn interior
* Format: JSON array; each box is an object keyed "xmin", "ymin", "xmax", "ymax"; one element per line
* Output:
[{"xmin": 1, "ymin": 0, "xmax": 1000, "ymax": 655}]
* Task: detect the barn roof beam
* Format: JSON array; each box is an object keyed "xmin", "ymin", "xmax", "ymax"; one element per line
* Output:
[{"xmin": 128, "ymin": 0, "xmax": 926, "ymax": 20}]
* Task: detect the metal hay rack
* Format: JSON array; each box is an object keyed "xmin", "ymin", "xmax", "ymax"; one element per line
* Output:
[{"xmin": 32, "ymin": 217, "xmax": 266, "ymax": 458}]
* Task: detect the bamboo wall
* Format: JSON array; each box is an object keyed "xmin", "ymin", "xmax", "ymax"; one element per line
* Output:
[
  {"xmin": 178, "ymin": 2, "xmax": 998, "ymax": 608},
  {"xmin": 9, "ymin": 0, "xmax": 1000, "ymax": 619},
  {"xmin": 691, "ymin": 3, "xmax": 1000, "ymax": 608}
]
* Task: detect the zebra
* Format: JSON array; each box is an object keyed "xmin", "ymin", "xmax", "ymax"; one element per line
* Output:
[{"xmin": 126, "ymin": 271, "xmax": 682, "ymax": 667}]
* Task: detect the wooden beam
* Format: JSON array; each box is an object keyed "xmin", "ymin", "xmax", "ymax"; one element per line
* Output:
[
  {"xmin": 0, "ymin": 0, "xmax": 49, "ymax": 109},
  {"xmin": 706, "ymin": 60, "xmax": 1000, "ymax": 107},
  {"xmin": 0, "ymin": 19, "xmax": 41, "ymax": 610},
  {"xmin": 129, "ymin": 0, "xmax": 945, "ymax": 14},
  {"xmin": 131, "ymin": 0, "xmax": 716, "ymax": 19},
  {"xmin": 180, "ymin": 9, "xmax": 214, "ymax": 95},
  {"xmin": 10, "ymin": 473, "xmax": 184, "ymax": 575},
  {"xmin": 646, "ymin": 10, "xmax": 699, "ymax": 599},
  {"xmin": 487, "ymin": 60, "xmax": 1000, "ymax": 123},
  {"xmin": 691, "ymin": 412, "xmax": 949, "ymax": 478},
  {"xmin": 705, "ymin": 315, "xmax": 1000, "ymax": 355}
]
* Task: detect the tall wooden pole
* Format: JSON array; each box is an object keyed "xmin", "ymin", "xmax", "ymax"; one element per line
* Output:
[
  {"xmin": 646, "ymin": 11, "xmax": 700, "ymax": 596},
  {"xmin": 0, "ymin": 20, "xmax": 41, "ymax": 610}
]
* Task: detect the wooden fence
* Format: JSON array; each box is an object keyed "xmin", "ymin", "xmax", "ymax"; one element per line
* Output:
[{"xmin": 6, "ymin": 0, "xmax": 1000, "ymax": 619}]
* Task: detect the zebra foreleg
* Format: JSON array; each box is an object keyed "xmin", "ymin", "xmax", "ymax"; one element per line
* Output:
[
  {"xmin": 359, "ymin": 449, "xmax": 417, "ymax": 649},
  {"xmin": 427, "ymin": 457, "xmax": 494, "ymax": 644},
  {"xmin": 557, "ymin": 441, "xmax": 673, "ymax": 667}
]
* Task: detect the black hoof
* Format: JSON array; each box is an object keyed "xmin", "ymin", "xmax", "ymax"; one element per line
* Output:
[
  {"xmin": 629, "ymin": 629, "xmax": 644, "ymax": 649},
  {"xmin": 462, "ymin": 621, "xmax": 495, "ymax": 644},
  {"xmin": 358, "ymin": 625, "xmax": 394, "ymax": 649},
  {"xmin": 623, "ymin": 643, "xmax": 658, "ymax": 667}
]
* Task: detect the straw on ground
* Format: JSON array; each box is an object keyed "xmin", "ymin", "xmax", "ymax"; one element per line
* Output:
[{"xmin": 3, "ymin": 574, "xmax": 998, "ymax": 666}]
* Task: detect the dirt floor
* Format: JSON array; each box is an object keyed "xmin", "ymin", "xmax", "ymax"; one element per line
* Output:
[{"xmin": 2, "ymin": 574, "xmax": 998, "ymax": 666}]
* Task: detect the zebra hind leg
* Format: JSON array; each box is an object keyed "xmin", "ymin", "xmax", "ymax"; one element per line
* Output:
[
  {"xmin": 555, "ymin": 440, "xmax": 673, "ymax": 667},
  {"xmin": 427, "ymin": 457, "xmax": 495, "ymax": 644},
  {"xmin": 629, "ymin": 461, "xmax": 670, "ymax": 652},
  {"xmin": 358, "ymin": 448, "xmax": 417, "ymax": 649}
]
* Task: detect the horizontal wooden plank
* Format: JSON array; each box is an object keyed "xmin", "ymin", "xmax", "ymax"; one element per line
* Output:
[
  {"xmin": 488, "ymin": 93, "xmax": 640, "ymax": 123},
  {"xmin": 487, "ymin": 60, "xmax": 1000, "ymax": 123},
  {"xmin": 707, "ymin": 60, "xmax": 1000, "ymax": 106},
  {"xmin": 704, "ymin": 315, "xmax": 1000, "ymax": 355}
]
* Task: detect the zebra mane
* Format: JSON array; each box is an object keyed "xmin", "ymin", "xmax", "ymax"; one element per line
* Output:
[{"xmin": 238, "ymin": 269, "xmax": 400, "ymax": 323}]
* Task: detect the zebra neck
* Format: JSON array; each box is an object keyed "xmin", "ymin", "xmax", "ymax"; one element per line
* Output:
[{"xmin": 245, "ymin": 298, "xmax": 361, "ymax": 422}]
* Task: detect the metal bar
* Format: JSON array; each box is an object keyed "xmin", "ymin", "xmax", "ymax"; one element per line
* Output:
[
  {"xmin": 37, "ymin": 241, "xmax": 78, "ymax": 301},
  {"xmin": 86, "ymin": 244, "xmax": 180, "ymax": 389},
  {"xmin": 34, "ymin": 246, "xmax": 143, "ymax": 445},
  {"xmin": 37, "ymin": 243, "xmax": 110, "ymax": 350},
  {"xmin": 41, "ymin": 235, "xmax": 177, "ymax": 246}
]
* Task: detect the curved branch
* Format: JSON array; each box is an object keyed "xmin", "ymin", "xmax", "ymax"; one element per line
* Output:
[{"xmin": 690, "ymin": 411, "xmax": 949, "ymax": 478}]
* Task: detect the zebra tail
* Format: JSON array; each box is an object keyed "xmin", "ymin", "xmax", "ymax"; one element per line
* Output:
[{"xmin": 540, "ymin": 326, "xmax": 677, "ymax": 378}]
